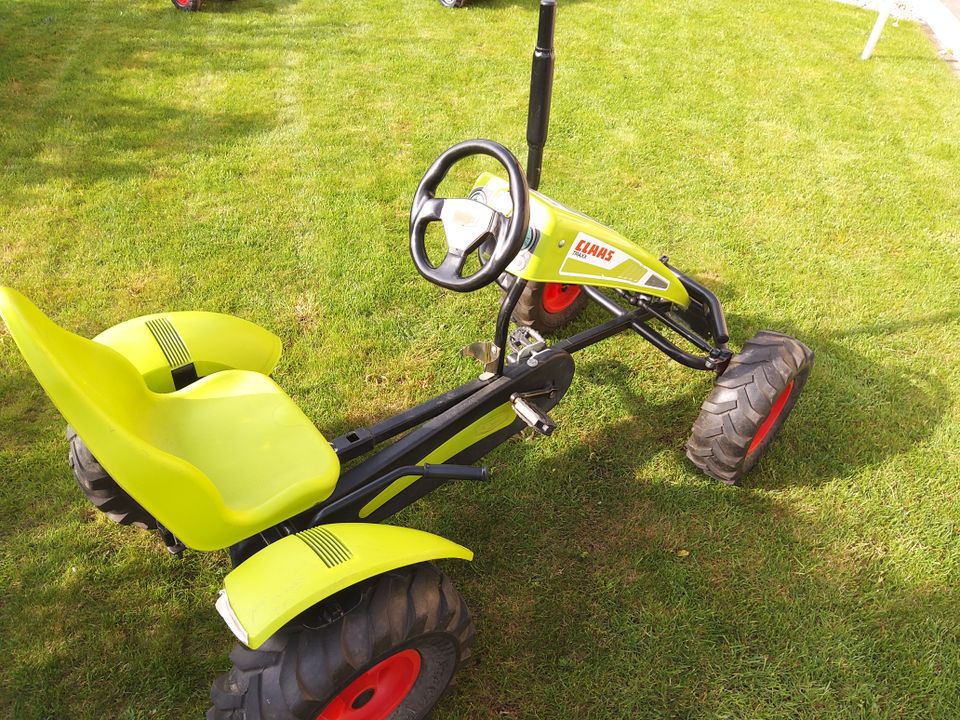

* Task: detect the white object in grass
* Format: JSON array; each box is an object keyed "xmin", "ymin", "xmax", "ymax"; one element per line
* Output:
[{"xmin": 862, "ymin": 0, "xmax": 896, "ymax": 59}]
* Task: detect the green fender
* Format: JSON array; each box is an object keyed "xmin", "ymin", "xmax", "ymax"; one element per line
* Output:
[
  {"xmin": 216, "ymin": 523, "xmax": 473, "ymax": 649},
  {"xmin": 95, "ymin": 311, "xmax": 282, "ymax": 393}
]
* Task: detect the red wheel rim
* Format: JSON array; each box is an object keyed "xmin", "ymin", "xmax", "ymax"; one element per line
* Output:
[
  {"xmin": 747, "ymin": 379, "xmax": 795, "ymax": 456},
  {"xmin": 541, "ymin": 283, "xmax": 581, "ymax": 314},
  {"xmin": 316, "ymin": 649, "xmax": 422, "ymax": 720},
  {"xmin": 173, "ymin": 0, "xmax": 190, "ymax": 6}
]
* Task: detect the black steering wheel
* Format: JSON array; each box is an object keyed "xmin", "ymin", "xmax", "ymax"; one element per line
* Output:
[{"xmin": 409, "ymin": 139, "xmax": 530, "ymax": 292}]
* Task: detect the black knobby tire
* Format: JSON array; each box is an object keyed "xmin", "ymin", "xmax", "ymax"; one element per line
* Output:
[
  {"xmin": 438, "ymin": 0, "xmax": 467, "ymax": 7},
  {"xmin": 208, "ymin": 563, "xmax": 475, "ymax": 720},
  {"xmin": 510, "ymin": 281, "xmax": 588, "ymax": 334},
  {"xmin": 171, "ymin": 0, "xmax": 203, "ymax": 10},
  {"xmin": 67, "ymin": 426, "xmax": 158, "ymax": 529},
  {"xmin": 686, "ymin": 331, "xmax": 813, "ymax": 485}
]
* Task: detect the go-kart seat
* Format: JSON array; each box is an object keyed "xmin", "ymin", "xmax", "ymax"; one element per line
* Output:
[{"xmin": 0, "ymin": 287, "xmax": 340, "ymax": 551}]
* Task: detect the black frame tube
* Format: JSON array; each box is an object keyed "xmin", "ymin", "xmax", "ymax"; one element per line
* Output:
[
  {"xmin": 552, "ymin": 306, "xmax": 650, "ymax": 354},
  {"xmin": 495, "ymin": 278, "xmax": 528, "ymax": 374},
  {"xmin": 526, "ymin": 0, "xmax": 557, "ymax": 191},
  {"xmin": 663, "ymin": 260, "xmax": 730, "ymax": 344},
  {"xmin": 639, "ymin": 301, "xmax": 716, "ymax": 353},
  {"xmin": 581, "ymin": 286, "xmax": 713, "ymax": 371},
  {"xmin": 307, "ymin": 463, "xmax": 487, "ymax": 527}
]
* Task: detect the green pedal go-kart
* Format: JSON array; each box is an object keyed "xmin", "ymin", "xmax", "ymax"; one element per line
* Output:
[{"xmin": 0, "ymin": 3, "xmax": 812, "ymax": 718}]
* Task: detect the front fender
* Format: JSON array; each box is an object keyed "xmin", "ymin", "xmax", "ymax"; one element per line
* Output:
[
  {"xmin": 470, "ymin": 173, "xmax": 690, "ymax": 307},
  {"xmin": 94, "ymin": 311, "xmax": 282, "ymax": 392},
  {"xmin": 216, "ymin": 523, "xmax": 473, "ymax": 649}
]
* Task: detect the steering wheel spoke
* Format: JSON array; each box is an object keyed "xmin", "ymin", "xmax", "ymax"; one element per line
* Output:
[
  {"xmin": 415, "ymin": 197, "xmax": 445, "ymax": 223},
  {"xmin": 437, "ymin": 249, "xmax": 469, "ymax": 277}
]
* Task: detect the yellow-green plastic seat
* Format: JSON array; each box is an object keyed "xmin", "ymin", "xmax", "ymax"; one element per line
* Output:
[{"xmin": 0, "ymin": 287, "xmax": 340, "ymax": 551}]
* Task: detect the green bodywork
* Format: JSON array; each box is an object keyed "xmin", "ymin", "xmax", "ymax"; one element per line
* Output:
[
  {"xmin": 0, "ymin": 287, "xmax": 340, "ymax": 551},
  {"xmin": 471, "ymin": 173, "xmax": 690, "ymax": 308},
  {"xmin": 219, "ymin": 523, "xmax": 473, "ymax": 649}
]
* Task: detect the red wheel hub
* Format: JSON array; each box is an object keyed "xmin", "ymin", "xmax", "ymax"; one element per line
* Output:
[
  {"xmin": 747, "ymin": 379, "xmax": 795, "ymax": 455},
  {"xmin": 316, "ymin": 649, "xmax": 422, "ymax": 720},
  {"xmin": 541, "ymin": 283, "xmax": 581, "ymax": 314}
]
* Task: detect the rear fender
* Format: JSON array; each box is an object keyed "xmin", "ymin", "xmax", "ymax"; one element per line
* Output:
[
  {"xmin": 215, "ymin": 523, "xmax": 473, "ymax": 649},
  {"xmin": 94, "ymin": 312, "xmax": 282, "ymax": 392}
]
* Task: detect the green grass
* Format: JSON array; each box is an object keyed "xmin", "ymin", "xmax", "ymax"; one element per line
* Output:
[{"xmin": 2, "ymin": 0, "xmax": 959, "ymax": 717}]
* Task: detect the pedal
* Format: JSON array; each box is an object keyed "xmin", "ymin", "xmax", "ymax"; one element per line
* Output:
[
  {"xmin": 511, "ymin": 393, "xmax": 556, "ymax": 436},
  {"xmin": 507, "ymin": 326, "xmax": 546, "ymax": 365}
]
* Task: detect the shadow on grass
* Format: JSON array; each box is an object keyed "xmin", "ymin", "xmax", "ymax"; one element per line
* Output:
[
  {"xmin": 423, "ymin": 326, "xmax": 957, "ymax": 715},
  {"xmin": 322, "ymin": 297, "xmax": 952, "ymax": 489},
  {"xmin": 0, "ymin": 1, "xmax": 280, "ymax": 202},
  {"xmin": 554, "ymin": 288, "xmax": 953, "ymax": 488},
  {"xmin": 0, "ymin": 525, "xmax": 227, "ymax": 719},
  {"xmin": 0, "ymin": 303, "xmax": 954, "ymax": 717},
  {"xmin": 725, "ymin": 310, "xmax": 954, "ymax": 488},
  {"xmin": 435, "ymin": 455, "xmax": 959, "ymax": 716}
]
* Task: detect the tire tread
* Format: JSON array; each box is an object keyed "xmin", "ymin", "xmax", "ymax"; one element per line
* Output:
[
  {"xmin": 686, "ymin": 331, "xmax": 813, "ymax": 484},
  {"xmin": 208, "ymin": 563, "xmax": 474, "ymax": 720}
]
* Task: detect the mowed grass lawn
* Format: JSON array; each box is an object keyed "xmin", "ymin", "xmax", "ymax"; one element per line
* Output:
[{"xmin": 2, "ymin": 0, "xmax": 959, "ymax": 717}]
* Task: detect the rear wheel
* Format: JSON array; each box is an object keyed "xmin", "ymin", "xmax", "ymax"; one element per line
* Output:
[
  {"xmin": 208, "ymin": 563, "xmax": 475, "ymax": 720},
  {"xmin": 172, "ymin": 0, "xmax": 203, "ymax": 11},
  {"xmin": 67, "ymin": 426, "xmax": 157, "ymax": 529},
  {"xmin": 511, "ymin": 281, "xmax": 588, "ymax": 334},
  {"xmin": 686, "ymin": 331, "xmax": 813, "ymax": 484},
  {"xmin": 438, "ymin": 0, "xmax": 467, "ymax": 7}
]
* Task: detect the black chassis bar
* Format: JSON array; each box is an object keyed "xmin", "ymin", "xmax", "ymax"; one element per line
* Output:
[
  {"xmin": 234, "ymin": 271, "xmax": 729, "ymax": 564},
  {"xmin": 314, "ymin": 346, "xmax": 575, "ymax": 524},
  {"xmin": 328, "ymin": 263, "xmax": 729, "ymax": 469}
]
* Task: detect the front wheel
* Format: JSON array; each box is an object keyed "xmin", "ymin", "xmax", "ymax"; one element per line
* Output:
[
  {"xmin": 208, "ymin": 563, "xmax": 474, "ymax": 720},
  {"xmin": 510, "ymin": 281, "xmax": 588, "ymax": 334},
  {"xmin": 172, "ymin": 0, "xmax": 203, "ymax": 11},
  {"xmin": 686, "ymin": 331, "xmax": 813, "ymax": 484},
  {"xmin": 438, "ymin": 0, "xmax": 468, "ymax": 7}
]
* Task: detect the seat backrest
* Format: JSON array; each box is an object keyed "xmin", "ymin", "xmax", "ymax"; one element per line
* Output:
[
  {"xmin": 1, "ymin": 288, "xmax": 152, "ymax": 427},
  {"xmin": 0, "ymin": 287, "xmax": 226, "ymax": 547}
]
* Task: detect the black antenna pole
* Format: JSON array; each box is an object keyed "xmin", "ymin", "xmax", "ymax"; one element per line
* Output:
[{"xmin": 526, "ymin": 0, "xmax": 556, "ymax": 192}]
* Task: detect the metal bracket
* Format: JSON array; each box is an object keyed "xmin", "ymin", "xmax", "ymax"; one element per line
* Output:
[
  {"xmin": 158, "ymin": 524, "xmax": 186, "ymax": 556},
  {"xmin": 461, "ymin": 341, "xmax": 501, "ymax": 376}
]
